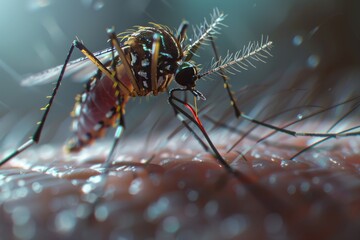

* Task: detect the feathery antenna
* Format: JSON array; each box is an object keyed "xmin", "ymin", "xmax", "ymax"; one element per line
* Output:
[
  {"xmin": 184, "ymin": 8, "xmax": 227, "ymax": 61},
  {"xmin": 197, "ymin": 36, "xmax": 273, "ymax": 79}
]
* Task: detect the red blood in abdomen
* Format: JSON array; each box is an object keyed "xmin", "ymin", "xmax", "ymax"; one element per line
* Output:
[{"xmin": 68, "ymin": 73, "xmax": 130, "ymax": 151}]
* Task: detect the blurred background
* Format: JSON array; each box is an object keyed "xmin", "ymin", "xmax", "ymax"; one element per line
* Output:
[
  {"xmin": 0, "ymin": 0, "xmax": 359, "ymax": 149},
  {"xmin": 0, "ymin": 2, "xmax": 359, "ymax": 239}
]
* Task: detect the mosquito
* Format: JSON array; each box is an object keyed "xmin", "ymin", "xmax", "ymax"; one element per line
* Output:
[{"xmin": 0, "ymin": 9, "xmax": 358, "ymax": 178}]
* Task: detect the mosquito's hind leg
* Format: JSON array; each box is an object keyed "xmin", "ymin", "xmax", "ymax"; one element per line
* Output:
[{"xmin": 208, "ymin": 36, "xmax": 360, "ymax": 141}]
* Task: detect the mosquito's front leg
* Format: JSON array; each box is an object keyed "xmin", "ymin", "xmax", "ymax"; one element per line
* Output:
[
  {"xmin": 168, "ymin": 88, "xmax": 234, "ymax": 173},
  {"xmin": 107, "ymin": 27, "xmax": 142, "ymax": 96},
  {"xmin": 150, "ymin": 34, "xmax": 160, "ymax": 95},
  {"xmin": 0, "ymin": 44, "xmax": 75, "ymax": 165}
]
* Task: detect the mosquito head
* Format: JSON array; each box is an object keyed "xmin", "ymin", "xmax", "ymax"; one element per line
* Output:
[{"xmin": 175, "ymin": 62, "xmax": 198, "ymax": 88}]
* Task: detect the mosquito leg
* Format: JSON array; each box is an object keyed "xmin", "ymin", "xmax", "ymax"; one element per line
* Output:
[
  {"xmin": 142, "ymin": 110, "xmax": 209, "ymax": 166},
  {"xmin": 290, "ymin": 103, "xmax": 360, "ymax": 160},
  {"xmin": 168, "ymin": 88, "xmax": 292, "ymax": 212},
  {"xmin": 0, "ymin": 44, "xmax": 76, "ymax": 165},
  {"xmin": 73, "ymin": 40, "xmax": 131, "ymax": 95},
  {"xmin": 176, "ymin": 20, "xmax": 189, "ymax": 45},
  {"xmin": 169, "ymin": 88, "xmax": 234, "ymax": 173},
  {"xmin": 102, "ymin": 31, "xmax": 127, "ymax": 173},
  {"xmin": 209, "ymin": 35, "xmax": 241, "ymax": 117},
  {"xmin": 208, "ymin": 34, "xmax": 359, "ymax": 138},
  {"xmin": 150, "ymin": 33, "xmax": 160, "ymax": 95},
  {"xmin": 84, "ymin": 106, "xmax": 125, "ymax": 223},
  {"xmin": 159, "ymin": 19, "xmax": 210, "ymax": 154},
  {"xmin": 234, "ymin": 96, "xmax": 360, "ymax": 138},
  {"xmin": 101, "ymin": 99, "xmax": 125, "ymax": 174},
  {"xmin": 169, "ymin": 114, "xmax": 209, "ymax": 152},
  {"xmin": 85, "ymin": 42, "xmax": 126, "ymax": 219},
  {"xmin": 107, "ymin": 27, "xmax": 142, "ymax": 96},
  {"xmin": 0, "ymin": 38, "xmax": 134, "ymax": 166}
]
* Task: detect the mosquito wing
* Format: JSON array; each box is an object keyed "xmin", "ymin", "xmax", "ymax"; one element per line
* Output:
[{"xmin": 21, "ymin": 47, "xmax": 117, "ymax": 86}]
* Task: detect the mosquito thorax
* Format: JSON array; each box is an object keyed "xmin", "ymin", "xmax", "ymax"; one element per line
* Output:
[
  {"xmin": 174, "ymin": 62, "xmax": 198, "ymax": 88},
  {"xmin": 124, "ymin": 25, "xmax": 182, "ymax": 93}
]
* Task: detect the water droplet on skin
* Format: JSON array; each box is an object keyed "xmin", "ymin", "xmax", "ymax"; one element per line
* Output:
[
  {"xmin": 287, "ymin": 185, "xmax": 296, "ymax": 195},
  {"xmin": 12, "ymin": 187, "xmax": 29, "ymax": 199},
  {"xmin": 252, "ymin": 163, "xmax": 264, "ymax": 168},
  {"xmin": 12, "ymin": 220, "xmax": 36, "ymax": 240},
  {"xmin": 177, "ymin": 181, "xmax": 186, "ymax": 189},
  {"xmin": 307, "ymin": 54, "xmax": 320, "ymax": 68},
  {"xmin": 81, "ymin": 183, "xmax": 95, "ymax": 194},
  {"xmin": 129, "ymin": 178, "xmax": 143, "ymax": 195},
  {"xmin": 145, "ymin": 197, "xmax": 170, "ymax": 221},
  {"xmin": 95, "ymin": 205, "xmax": 109, "ymax": 222},
  {"xmin": 264, "ymin": 213, "xmax": 283, "ymax": 234},
  {"xmin": 312, "ymin": 177, "xmax": 320, "ymax": 184},
  {"xmin": 88, "ymin": 175, "xmax": 103, "ymax": 184},
  {"xmin": 251, "ymin": 150, "xmax": 261, "ymax": 159},
  {"xmin": 0, "ymin": 190, "xmax": 11, "ymax": 202},
  {"xmin": 187, "ymin": 190, "xmax": 199, "ymax": 202},
  {"xmin": 31, "ymin": 182, "xmax": 43, "ymax": 193},
  {"xmin": 75, "ymin": 204, "xmax": 92, "ymax": 219},
  {"xmin": 54, "ymin": 210, "xmax": 77, "ymax": 234},
  {"xmin": 82, "ymin": 192, "xmax": 98, "ymax": 204},
  {"xmin": 149, "ymin": 173, "xmax": 161, "ymax": 186},
  {"xmin": 269, "ymin": 174, "xmax": 277, "ymax": 185},
  {"xmin": 17, "ymin": 180, "xmax": 26, "ymax": 187},
  {"xmin": 300, "ymin": 182, "xmax": 310, "ymax": 192},
  {"xmin": 323, "ymin": 183, "xmax": 333, "ymax": 193},
  {"xmin": 11, "ymin": 206, "xmax": 31, "ymax": 226},
  {"xmin": 280, "ymin": 160, "xmax": 289, "ymax": 168},
  {"xmin": 162, "ymin": 216, "xmax": 180, "ymax": 233},
  {"xmin": 185, "ymin": 203, "xmax": 199, "ymax": 218},
  {"xmin": 220, "ymin": 215, "xmax": 247, "ymax": 238},
  {"xmin": 204, "ymin": 200, "xmax": 218, "ymax": 217},
  {"xmin": 328, "ymin": 157, "xmax": 341, "ymax": 166},
  {"xmin": 292, "ymin": 35, "xmax": 303, "ymax": 46}
]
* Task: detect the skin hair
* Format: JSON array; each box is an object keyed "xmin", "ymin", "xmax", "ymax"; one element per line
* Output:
[{"xmin": 0, "ymin": 66, "xmax": 358, "ymax": 239}]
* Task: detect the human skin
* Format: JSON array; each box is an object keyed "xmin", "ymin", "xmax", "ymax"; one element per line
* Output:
[
  {"xmin": 0, "ymin": 139, "xmax": 359, "ymax": 240},
  {"xmin": 0, "ymin": 68, "xmax": 359, "ymax": 240}
]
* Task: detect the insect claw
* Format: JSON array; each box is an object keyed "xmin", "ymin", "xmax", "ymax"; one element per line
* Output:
[{"xmin": 190, "ymin": 89, "xmax": 206, "ymax": 100}]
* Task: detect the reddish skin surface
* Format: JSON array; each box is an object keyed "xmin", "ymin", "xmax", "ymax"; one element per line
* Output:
[
  {"xmin": 0, "ymin": 140, "xmax": 359, "ymax": 240},
  {"xmin": 1, "ymin": 65, "xmax": 359, "ymax": 239}
]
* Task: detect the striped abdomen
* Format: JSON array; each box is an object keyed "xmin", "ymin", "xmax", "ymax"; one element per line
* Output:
[{"xmin": 66, "ymin": 65, "xmax": 131, "ymax": 152}]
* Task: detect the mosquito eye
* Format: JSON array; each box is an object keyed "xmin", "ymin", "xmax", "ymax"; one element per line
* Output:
[{"xmin": 175, "ymin": 62, "xmax": 197, "ymax": 88}]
